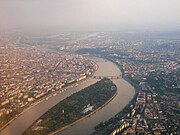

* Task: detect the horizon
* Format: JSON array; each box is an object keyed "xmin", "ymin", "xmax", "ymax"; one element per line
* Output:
[{"xmin": 0, "ymin": 0, "xmax": 180, "ymax": 32}]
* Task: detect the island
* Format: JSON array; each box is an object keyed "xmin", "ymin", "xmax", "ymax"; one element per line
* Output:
[{"xmin": 23, "ymin": 78, "xmax": 117, "ymax": 135}]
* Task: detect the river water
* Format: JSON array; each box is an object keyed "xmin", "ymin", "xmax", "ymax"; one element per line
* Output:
[{"xmin": 0, "ymin": 58, "xmax": 135, "ymax": 135}]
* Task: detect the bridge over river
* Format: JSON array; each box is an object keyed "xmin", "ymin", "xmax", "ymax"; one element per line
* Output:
[
  {"xmin": 92, "ymin": 75, "xmax": 122, "ymax": 79},
  {"xmin": 0, "ymin": 57, "xmax": 134, "ymax": 135}
]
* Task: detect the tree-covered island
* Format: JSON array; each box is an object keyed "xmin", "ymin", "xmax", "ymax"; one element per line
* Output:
[{"xmin": 23, "ymin": 78, "xmax": 117, "ymax": 135}]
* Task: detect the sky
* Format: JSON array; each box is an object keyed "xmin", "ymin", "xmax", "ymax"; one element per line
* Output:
[{"xmin": 0, "ymin": 0, "xmax": 180, "ymax": 31}]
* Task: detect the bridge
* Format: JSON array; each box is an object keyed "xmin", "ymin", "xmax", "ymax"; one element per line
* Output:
[{"xmin": 92, "ymin": 75, "xmax": 122, "ymax": 79}]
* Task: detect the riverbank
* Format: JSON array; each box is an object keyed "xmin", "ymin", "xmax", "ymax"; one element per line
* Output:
[
  {"xmin": 0, "ymin": 57, "xmax": 135, "ymax": 135},
  {"xmin": 55, "ymin": 57, "xmax": 135, "ymax": 135},
  {"xmin": 90, "ymin": 59, "xmax": 139, "ymax": 135},
  {"xmin": 51, "ymin": 89, "xmax": 117, "ymax": 135},
  {"xmin": 23, "ymin": 78, "xmax": 117, "ymax": 135},
  {"xmin": 0, "ymin": 59, "xmax": 98, "ymax": 132}
]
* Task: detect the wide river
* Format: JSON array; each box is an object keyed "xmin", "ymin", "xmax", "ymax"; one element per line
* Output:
[{"xmin": 0, "ymin": 57, "xmax": 135, "ymax": 135}]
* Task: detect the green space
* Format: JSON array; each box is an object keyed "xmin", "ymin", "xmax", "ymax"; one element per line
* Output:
[{"xmin": 23, "ymin": 78, "xmax": 117, "ymax": 135}]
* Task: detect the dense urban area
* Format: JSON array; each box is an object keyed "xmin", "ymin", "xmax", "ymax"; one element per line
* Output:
[
  {"xmin": 0, "ymin": 31, "xmax": 179, "ymax": 134},
  {"xmin": 74, "ymin": 32, "xmax": 180, "ymax": 135},
  {"xmin": 0, "ymin": 35, "xmax": 97, "ymax": 128}
]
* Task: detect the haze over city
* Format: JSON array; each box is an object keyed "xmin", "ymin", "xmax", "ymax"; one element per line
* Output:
[
  {"xmin": 0, "ymin": 1, "xmax": 179, "ymax": 135},
  {"xmin": 0, "ymin": 0, "xmax": 180, "ymax": 31}
]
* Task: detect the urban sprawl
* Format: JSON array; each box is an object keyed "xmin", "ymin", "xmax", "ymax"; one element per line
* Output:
[{"xmin": 0, "ymin": 31, "xmax": 179, "ymax": 134}]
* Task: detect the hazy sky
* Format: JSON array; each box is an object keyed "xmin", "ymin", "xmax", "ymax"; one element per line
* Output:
[{"xmin": 0, "ymin": 0, "xmax": 180, "ymax": 31}]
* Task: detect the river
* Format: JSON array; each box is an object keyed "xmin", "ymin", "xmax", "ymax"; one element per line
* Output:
[{"xmin": 0, "ymin": 57, "xmax": 135, "ymax": 135}]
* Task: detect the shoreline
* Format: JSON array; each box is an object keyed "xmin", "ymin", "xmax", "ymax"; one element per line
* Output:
[
  {"xmin": 109, "ymin": 78, "xmax": 138, "ymax": 135},
  {"xmin": 0, "ymin": 57, "xmax": 136, "ymax": 135},
  {"xmin": 101, "ymin": 56, "xmax": 137, "ymax": 102},
  {"xmin": 50, "ymin": 89, "xmax": 118, "ymax": 135},
  {"xmin": 0, "ymin": 59, "xmax": 99, "ymax": 133},
  {"xmin": 50, "ymin": 57, "xmax": 136, "ymax": 135}
]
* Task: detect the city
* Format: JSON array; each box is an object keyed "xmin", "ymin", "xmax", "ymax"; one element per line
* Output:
[
  {"xmin": 74, "ymin": 32, "xmax": 180, "ymax": 135},
  {"xmin": 0, "ymin": 39, "xmax": 96, "ymax": 128},
  {"xmin": 0, "ymin": 0, "xmax": 180, "ymax": 135},
  {"xmin": 0, "ymin": 31, "xmax": 179, "ymax": 135}
]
